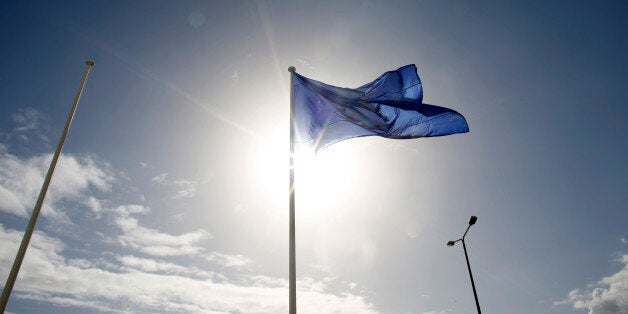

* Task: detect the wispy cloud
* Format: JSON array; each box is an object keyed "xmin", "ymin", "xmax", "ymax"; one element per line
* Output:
[
  {"xmin": 84, "ymin": 196, "xmax": 212, "ymax": 258},
  {"xmin": 171, "ymin": 179, "xmax": 197, "ymax": 199},
  {"xmin": 116, "ymin": 255, "xmax": 223, "ymax": 280},
  {"xmin": 0, "ymin": 151, "xmax": 112, "ymax": 221},
  {"xmin": 151, "ymin": 172, "xmax": 198, "ymax": 199},
  {"xmin": 296, "ymin": 57, "xmax": 316, "ymax": 69},
  {"xmin": 12, "ymin": 107, "xmax": 44, "ymax": 132},
  {"xmin": 6, "ymin": 107, "xmax": 51, "ymax": 144},
  {"xmin": 205, "ymin": 252, "xmax": 253, "ymax": 268},
  {"xmin": 115, "ymin": 216, "xmax": 211, "ymax": 257},
  {"xmin": 557, "ymin": 254, "xmax": 628, "ymax": 314},
  {"xmin": 85, "ymin": 197, "xmax": 143, "ymax": 220},
  {"xmin": 151, "ymin": 172, "xmax": 168, "ymax": 184},
  {"xmin": 113, "ymin": 204, "xmax": 150, "ymax": 216}
]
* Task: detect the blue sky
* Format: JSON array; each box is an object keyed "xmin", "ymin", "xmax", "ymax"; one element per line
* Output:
[{"xmin": 0, "ymin": 1, "xmax": 626, "ymax": 313}]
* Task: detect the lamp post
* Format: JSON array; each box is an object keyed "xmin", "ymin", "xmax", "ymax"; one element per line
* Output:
[{"xmin": 447, "ymin": 215, "xmax": 481, "ymax": 314}]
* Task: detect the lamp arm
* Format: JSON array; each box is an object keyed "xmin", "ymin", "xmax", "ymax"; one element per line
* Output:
[{"xmin": 462, "ymin": 224, "xmax": 472, "ymax": 240}]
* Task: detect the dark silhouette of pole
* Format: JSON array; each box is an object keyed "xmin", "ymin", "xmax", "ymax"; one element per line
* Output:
[
  {"xmin": 447, "ymin": 216, "xmax": 481, "ymax": 314},
  {"xmin": 0, "ymin": 60, "xmax": 94, "ymax": 313},
  {"xmin": 462, "ymin": 237, "xmax": 481, "ymax": 313},
  {"xmin": 288, "ymin": 65, "xmax": 296, "ymax": 314}
]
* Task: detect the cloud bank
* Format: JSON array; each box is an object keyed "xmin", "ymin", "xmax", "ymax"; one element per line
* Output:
[
  {"xmin": 0, "ymin": 150, "xmax": 377, "ymax": 313},
  {"xmin": 0, "ymin": 225, "xmax": 376, "ymax": 313},
  {"xmin": 560, "ymin": 254, "xmax": 628, "ymax": 314}
]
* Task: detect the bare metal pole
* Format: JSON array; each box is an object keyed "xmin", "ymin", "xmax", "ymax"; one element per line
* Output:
[
  {"xmin": 288, "ymin": 65, "xmax": 296, "ymax": 314},
  {"xmin": 0, "ymin": 60, "xmax": 94, "ymax": 313}
]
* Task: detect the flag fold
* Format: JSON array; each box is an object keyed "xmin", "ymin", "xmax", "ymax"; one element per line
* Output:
[{"xmin": 292, "ymin": 65, "xmax": 469, "ymax": 151}]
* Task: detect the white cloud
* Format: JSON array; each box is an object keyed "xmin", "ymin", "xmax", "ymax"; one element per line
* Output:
[
  {"xmin": 113, "ymin": 204, "xmax": 150, "ymax": 216},
  {"xmin": 0, "ymin": 185, "xmax": 23, "ymax": 216},
  {"xmin": 404, "ymin": 220, "xmax": 420, "ymax": 239},
  {"xmin": 68, "ymin": 258, "xmax": 93, "ymax": 269},
  {"xmin": 116, "ymin": 255, "xmax": 223, "ymax": 280},
  {"xmin": 241, "ymin": 275, "xmax": 287, "ymax": 288},
  {"xmin": 296, "ymin": 57, "xmax": 316, "ymax": 69},
  {"xmin": 87, "ymin": 198, "xmax": 213, "ymax": 260},
  {"xmin": 17, "ymin": 134, "xmax": 29, "ymax": 142},
  {"xmin": 85, "ymin": 196, "xmax": 103, "ymax": 213},
  {"xmin": 15, "ymin": 293, "xmax": 115, "ymax": 313},
  {"xmin": 0, "ymin": 225, "xmax": 377, "ymax": 313},
  {"xmin": 205, "ymin": 252, "xmax": 252, "ymax": 268},
  {"xmin": 621, "ymin": 238, "xmax": 627, "ymax": 245},
  {"xmin": 12, "ymin": 107, "xmax": 43, "ymax": 132},
  {"xmin": 298, "ymin": 277, "xmax": 327, "ymax": 293},
  {"xmin": 86, "ymin": 198, "xmax": 150, "ymax": 219},
  {"xmin": 151, "ymin": 173, "xmax": 198, "ymax": 199},
  {"xmin": 172, "ymin": 179, "xmax": 197, "ymax": 199},
  {"xmin": 0, "ymin": 152, "xmax": 113, "ymax": 221},
  {"xmin": 151, "ymin": 173, "xmax": 168, "ymax": 183},
  {"xmin": 559, "ymin": 254, "xmax": 628, "ymax": 314},
  {"xmin": 115, "ymin": 216, "xmax": 211, "ymax": 257}
]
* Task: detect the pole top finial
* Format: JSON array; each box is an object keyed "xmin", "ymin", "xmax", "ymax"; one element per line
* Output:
[
  {"xmin": 288, "ymin": 66, "xmax": 296, "ymax": 73},
  {"xmin": 86, "ymin": 60, "xmax": 95, "ymax": 66}
]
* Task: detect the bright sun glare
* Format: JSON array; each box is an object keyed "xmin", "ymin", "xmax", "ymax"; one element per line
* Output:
[{"xmin": 252, "ymin": 127, "xmax": 360, "ymax": 219}]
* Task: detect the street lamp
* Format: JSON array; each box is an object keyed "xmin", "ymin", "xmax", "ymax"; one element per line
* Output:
[{"xmin": 447, "ymin": 215, "xmax": 481, "ymax": 314}]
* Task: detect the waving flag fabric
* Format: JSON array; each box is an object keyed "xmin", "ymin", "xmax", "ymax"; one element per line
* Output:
[{"xmin": 292, "ymin": 65, "xmax": 469, "ymax": 151}]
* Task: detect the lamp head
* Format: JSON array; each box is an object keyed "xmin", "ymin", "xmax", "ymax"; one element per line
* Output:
[
  {"xmin": 446, "ymin": 241, "xmax": 456, "ymax": 246},
  {"xmin": 469, "ymin": 216, "xmax": 477, "ymax": 225}
]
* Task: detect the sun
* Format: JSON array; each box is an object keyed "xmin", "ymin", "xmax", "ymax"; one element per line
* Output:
[
  {"xmin": 293, "ymin": 147, "xmax": 356, "ymax": 219},
  {"xmin": 251, "ymin": 127, "xmax": 359, "ymax": 220}
]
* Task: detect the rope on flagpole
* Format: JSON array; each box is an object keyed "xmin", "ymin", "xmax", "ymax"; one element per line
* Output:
[
  {"xmin": 0, "ymin": 60, "xmax": 95, "ymax": 313},
  {"xmin": 288, "ymin": 65, "xmax": 296, "ymax": 314}
]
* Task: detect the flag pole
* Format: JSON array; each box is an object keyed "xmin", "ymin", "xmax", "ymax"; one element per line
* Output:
[
  {"xmin": 0, "ymin": 60, "xmax": 95, "ymax": 312},
  {"xmin": 288, "ymin": 65, "xmax": 296, "ymax": 314}
]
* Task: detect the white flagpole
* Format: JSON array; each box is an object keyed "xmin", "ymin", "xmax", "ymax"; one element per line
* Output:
[
  {"xmin": 0, "ymin": 60, "xmax": 95, "ymax": 312},
  {"xmin": 288, "ymin": 65, "xmax": 296, "ymax": 314}
]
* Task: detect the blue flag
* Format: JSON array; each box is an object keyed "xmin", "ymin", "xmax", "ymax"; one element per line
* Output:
[{"xmin": 292, "ymin": 65, "xmax": 469, "ymax": 151}]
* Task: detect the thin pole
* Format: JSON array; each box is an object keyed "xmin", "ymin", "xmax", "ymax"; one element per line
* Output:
[
  {"xmin": 288, "ymin": 65, "xmax": 296, "ymax": 314},
  {"xmin": 462, "ymin": 239, "xmax": 481, "ymax": 314},
  {"xmin": 0, "ymin": 60, "xmax": 95, "ymax": 313}
]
